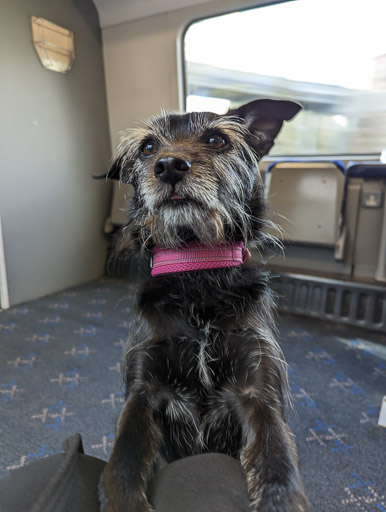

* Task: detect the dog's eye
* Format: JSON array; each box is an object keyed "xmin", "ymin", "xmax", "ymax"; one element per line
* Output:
[
  {"xmin": 141, "ymin": 140, "xmax": 158, "ymax": 156},
  {"xmin": 207, "ymin": 134, "xmax": 227, "ymax": 150}
]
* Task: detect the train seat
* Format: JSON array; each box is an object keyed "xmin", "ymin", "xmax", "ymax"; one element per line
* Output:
[
  {"xmin": 264, "ymin": 160, "xmax": 346, "ymax": 246},
  {"xmin": 343, "ymin": 163, "xmax": 386, "ymax": 283},
  {"xmin": 264, "ymin": 161, "xmax": 386, "ymax": 331}
]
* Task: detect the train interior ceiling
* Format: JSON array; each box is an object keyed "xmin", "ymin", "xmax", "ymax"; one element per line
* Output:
[{"xmin": 0, "ymin": 0, "xmax": 385, "ymax": 510}]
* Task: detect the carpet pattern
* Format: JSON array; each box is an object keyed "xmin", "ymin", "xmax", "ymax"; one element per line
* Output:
[{"xmin": 0, "ymin": 277, "xmax": 385, "ymax": 511}]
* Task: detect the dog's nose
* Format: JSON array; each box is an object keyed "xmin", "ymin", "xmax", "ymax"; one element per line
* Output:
[{"xmin": 154, "ymin": 156, "xmax": 191, "ymax": 185}]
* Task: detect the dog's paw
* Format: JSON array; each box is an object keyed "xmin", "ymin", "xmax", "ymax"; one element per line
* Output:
[
  {"xmin": 99, "ymin": 494, "xmax": 154, "ymax": 512},
  {"xmin": 254, "ymin": 495, "xmax": 311, "ymax": 512},
  {"xmin": 99, "ymin": 472, "xmax": 154, "ymax": 512},
  {"xmin": 248, "ymin": 483, "xmax": 311, "ymax": 512},
  {"xmin": 134, "ymin": 500, "xmax": 155, "ymax": 512}
]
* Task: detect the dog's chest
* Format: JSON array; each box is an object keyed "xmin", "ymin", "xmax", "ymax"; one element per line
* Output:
[
  {"xmin": 136, "ymin": 269, "xmax": 271, "ymax": 401},
  {"xmin": 186, "ymin": 319, "xmax": 219, "ymax": 389},
  {"xmin": 158, "ymin": 327, "xmax": 249, "ymax": 457},
  {"xmin": 168, "ymin": 322, "xmax": 257, "ymax": 395}
]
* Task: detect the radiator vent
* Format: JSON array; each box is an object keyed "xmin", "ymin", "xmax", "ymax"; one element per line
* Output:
[{"xmin": 272, "ymin": 273, "xmax": 386, "ymax": 332}]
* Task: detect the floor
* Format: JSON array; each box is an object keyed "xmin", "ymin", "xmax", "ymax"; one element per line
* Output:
[{"xmin": 0, "ymin": 277, "xmax": 385, "ymax": 511}]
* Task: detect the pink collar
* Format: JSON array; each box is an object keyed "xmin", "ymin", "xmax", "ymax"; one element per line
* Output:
[{"xmin": 151, "ymin": 242, "xmax": 250, "ymax": 276}]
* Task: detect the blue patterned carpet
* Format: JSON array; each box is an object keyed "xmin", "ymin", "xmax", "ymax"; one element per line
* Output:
[{"xmin": 0, "ymin": 277, "xmax": 385, "ymax": 511}]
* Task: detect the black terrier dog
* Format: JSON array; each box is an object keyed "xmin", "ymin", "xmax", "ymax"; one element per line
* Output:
[{"xmin": 98, "ymin": 99, "xmax": 310, "ymax": 512}]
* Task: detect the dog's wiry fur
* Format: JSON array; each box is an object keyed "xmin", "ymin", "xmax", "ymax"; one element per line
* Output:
[{"xmin": 98, "ymin": 99, "xmax": 311, "ymax": 512}]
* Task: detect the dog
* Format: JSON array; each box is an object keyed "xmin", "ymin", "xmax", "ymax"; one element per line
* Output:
[{"xmin": 97, "ymin": 99, "xmax": 311, "ymax": 512}]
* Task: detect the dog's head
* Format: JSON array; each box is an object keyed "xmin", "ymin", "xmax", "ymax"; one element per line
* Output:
[{"xmin": 99, "ymin": 99, "xmax": 301, "ymax": 250}]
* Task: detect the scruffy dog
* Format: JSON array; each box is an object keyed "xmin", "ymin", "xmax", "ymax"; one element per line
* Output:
[{"xmin": 98, "ymin": 99, "xmax": 311, "ymax": 512}]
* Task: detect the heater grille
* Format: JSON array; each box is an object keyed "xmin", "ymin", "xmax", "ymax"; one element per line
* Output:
[{"xmin": 272, "ymin": 273, "xmax": 386, "ymax": 332}]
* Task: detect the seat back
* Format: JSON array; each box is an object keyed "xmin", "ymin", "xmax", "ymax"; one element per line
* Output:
[
  {"xmin": 345, "ymin": 164, "xmax": 386, "ymax": 283},
  {"xmin": 265, "ymin": 161, "xmax": 345, "ymax": 245}
]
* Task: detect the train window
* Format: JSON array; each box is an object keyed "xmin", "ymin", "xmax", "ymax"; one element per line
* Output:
[{"xmin": 184, "ymin": 0, "xmax": 386, "ymax": 156}]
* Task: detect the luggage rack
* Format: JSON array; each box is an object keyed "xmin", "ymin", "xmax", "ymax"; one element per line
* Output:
[{"xmin": 271, "ymin": 272, "xmax": 386, "ymax": 332}]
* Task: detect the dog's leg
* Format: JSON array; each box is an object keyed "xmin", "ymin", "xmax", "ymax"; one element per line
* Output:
[
  {"xmin": 239, "ymin": 399, "xmax": 311, "ymax": 512},
  {"xmin": 99, "ymin": 392, "xmax": 161, "ymax": 512}
]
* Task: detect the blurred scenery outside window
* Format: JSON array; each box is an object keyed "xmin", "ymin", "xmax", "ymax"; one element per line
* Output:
[{"xmin": 184, "ymin": 0, "xmax": 386, "ymax": 156}]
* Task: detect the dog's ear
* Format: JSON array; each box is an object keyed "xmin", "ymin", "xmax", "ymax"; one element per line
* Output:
[
  {"xmin": 93, "ymin": 155, "xmax": 131, "ymax": 182},
  {"xmin": 227, "ymin": 99, "xmax": 302, "ymax": 157}
]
